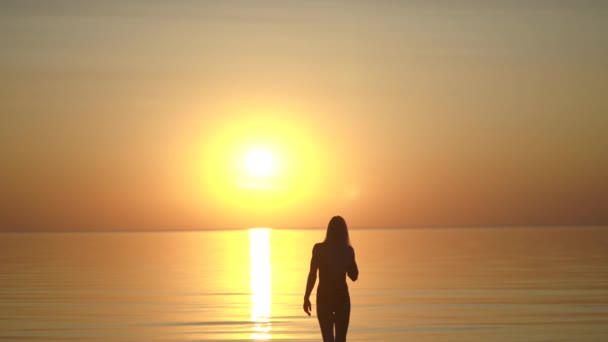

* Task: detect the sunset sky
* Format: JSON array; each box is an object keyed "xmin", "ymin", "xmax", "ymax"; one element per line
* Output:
[{"xmin": 1, "ymin": 1, "xmax": 606, "ymax": 231}]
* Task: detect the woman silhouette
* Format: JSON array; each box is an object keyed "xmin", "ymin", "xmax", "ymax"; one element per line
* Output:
[{"xmin": 303, "ymin": 216, "xmax": 359, "ymax": 342}]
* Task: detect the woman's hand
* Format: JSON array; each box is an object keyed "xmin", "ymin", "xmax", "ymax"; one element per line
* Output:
[{"xmin": 303, "ymin": 297, "xmax": 312, "ymax": 316}]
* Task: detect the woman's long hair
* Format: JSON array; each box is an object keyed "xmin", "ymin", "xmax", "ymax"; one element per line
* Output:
[{"xmin": 324, "ymin": 216, "xmax": 350, "ymax": 246}]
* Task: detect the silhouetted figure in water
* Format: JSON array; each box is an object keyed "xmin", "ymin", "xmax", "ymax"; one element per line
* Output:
[{"xmin": 304, "ymin": 216, "xmax": 359, "ymax": 342}]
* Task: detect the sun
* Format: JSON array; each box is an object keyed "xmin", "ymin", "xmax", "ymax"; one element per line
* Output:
[
  {"xmin": 196, "ymin": 111, "xmax": 322, "ymax": 213},
  {"xmin": 244, "ymin": 149, "xmax": 275, "ymax": 177}
]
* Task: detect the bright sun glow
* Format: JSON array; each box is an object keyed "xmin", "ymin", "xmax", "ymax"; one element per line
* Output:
[
  {"xmin": 249, "ymin": 228, "xmax": 272, "ymax": 340},
  {"xmin": 196, "ymin": 109, "xmax": 322, "ymax": 214},
  {"xmin": 244, "ymin": 149, "xmax": 275, "ymax": 177}
]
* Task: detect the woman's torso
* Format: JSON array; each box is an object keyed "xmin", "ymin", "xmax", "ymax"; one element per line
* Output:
[{"xmin": 315, "ymin": 242, "xmax": 355, "ymax": 297}]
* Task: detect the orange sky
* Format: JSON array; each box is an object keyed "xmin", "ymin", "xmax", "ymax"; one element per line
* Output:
[{"xmin": 1, "ymin": 2, "xmax": 607, "ymax": 231}]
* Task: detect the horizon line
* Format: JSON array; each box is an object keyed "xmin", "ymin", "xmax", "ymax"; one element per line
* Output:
[{"xmin": 0, "ymin": 224, "xmax": 606, "ymax": 234}]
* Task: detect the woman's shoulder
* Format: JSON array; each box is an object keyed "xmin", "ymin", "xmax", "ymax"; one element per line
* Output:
[
  {"xmin": 312, "ymin": 242, "xmax": 325, "ymax": 253},
  {"xmin": 347, "ymin": 245, "xmax": 355, "ymax": 256}
]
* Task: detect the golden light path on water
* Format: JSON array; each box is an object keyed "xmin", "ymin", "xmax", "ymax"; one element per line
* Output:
[{"xmin": 249, "ymin": 228, "xmax": 272, "ymax": 340}]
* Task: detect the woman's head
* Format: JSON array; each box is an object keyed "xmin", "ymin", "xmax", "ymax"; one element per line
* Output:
[{"xmin": 324, "ymin": 215, "xmax": 350, "ymax": 246}]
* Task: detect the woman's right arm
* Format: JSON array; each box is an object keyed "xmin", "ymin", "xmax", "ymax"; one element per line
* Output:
[{"xmin": 303, "ymin": 244, "xmax": 319, "ymax": 315}]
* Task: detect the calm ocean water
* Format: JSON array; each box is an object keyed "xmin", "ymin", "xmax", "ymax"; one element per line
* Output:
[{"xmin": 1, "ymin": 227, "xmax": 607, "ymax": 341}]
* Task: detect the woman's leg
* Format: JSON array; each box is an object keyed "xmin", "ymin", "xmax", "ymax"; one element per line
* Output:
[
  {"xmin": 316, "ymin": 299, "xmax": 335, "ymax": 342},
  {"xmin": 334, "ymin": 299, "xmax": 351, "ymax": 342}
]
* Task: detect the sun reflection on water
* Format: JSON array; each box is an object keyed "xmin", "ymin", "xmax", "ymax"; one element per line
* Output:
[{"xmin": 249, "ymin": 228, "xmax": 272, "ymax": 340}]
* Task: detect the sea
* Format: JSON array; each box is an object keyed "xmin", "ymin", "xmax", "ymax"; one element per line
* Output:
[{"xmin": 1, "ymin": 226, "xmax": 607, "ymax": 341}]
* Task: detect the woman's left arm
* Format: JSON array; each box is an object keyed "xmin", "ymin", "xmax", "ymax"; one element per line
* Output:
[{"xmin": 347, "ymin": 246, "xmax": 359, "ymax": 281}]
